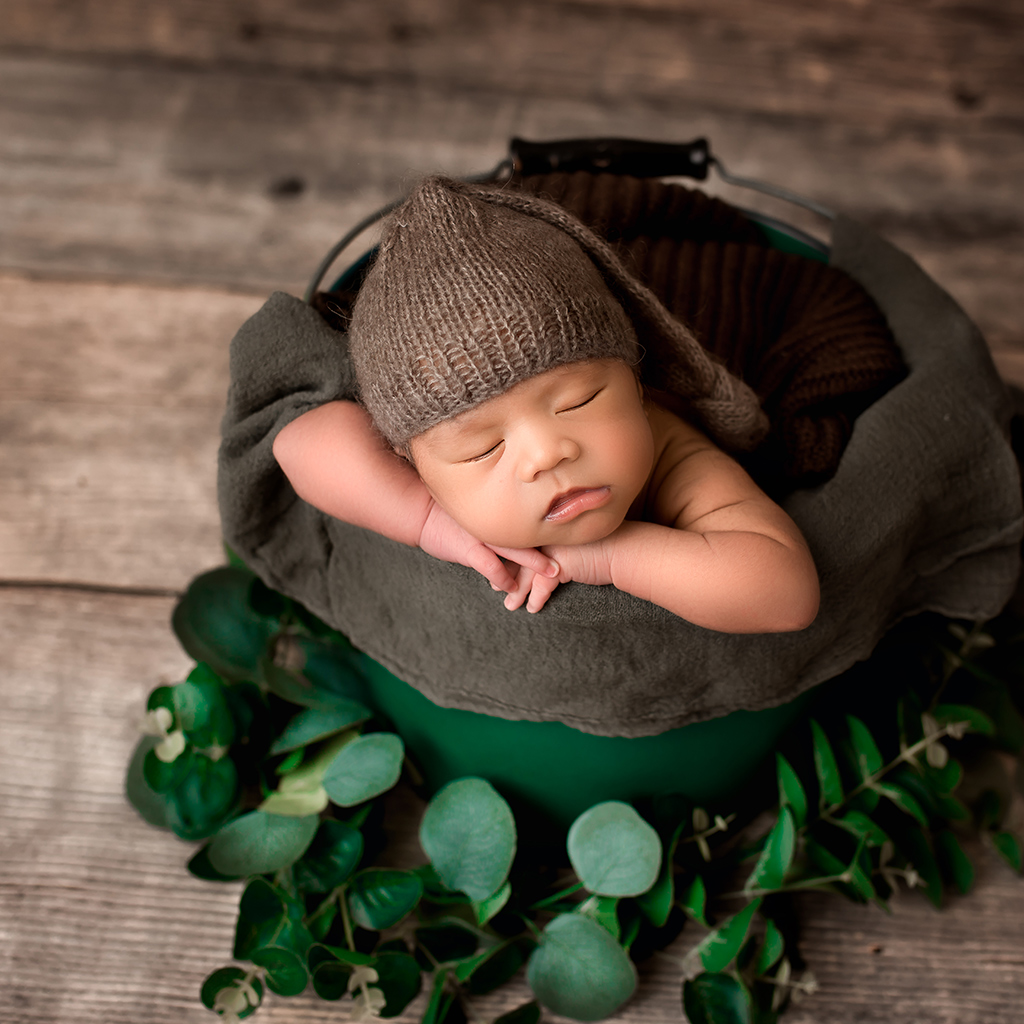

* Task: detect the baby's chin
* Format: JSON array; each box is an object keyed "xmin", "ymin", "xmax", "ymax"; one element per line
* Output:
[{"xmin": 474, "ymin": 511, "xmax": 625, "ymax": 551}]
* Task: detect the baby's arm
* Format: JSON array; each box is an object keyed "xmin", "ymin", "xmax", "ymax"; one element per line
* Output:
[
  {"xmin": 508, "ymin": 410, "xmax": 819, "ymax": 632},
  {"xmin": 272, "ymin": 401, "xmax": 557, "ymax": 592}
]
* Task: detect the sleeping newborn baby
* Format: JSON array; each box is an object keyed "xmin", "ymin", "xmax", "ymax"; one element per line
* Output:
[{"xmin": 273, "ymin": 176, "xmax": 819, "ymax": 633}]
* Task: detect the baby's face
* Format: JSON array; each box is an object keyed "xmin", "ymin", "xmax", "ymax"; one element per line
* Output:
[{"xmin": 408, "ymin": 359, "xmax": 655, "ymax": 549}]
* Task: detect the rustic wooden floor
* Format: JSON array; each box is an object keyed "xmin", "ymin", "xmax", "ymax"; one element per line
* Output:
[{"xmin": 2, "ymin": 2, "xmax": 1023, "ymax": 1022}]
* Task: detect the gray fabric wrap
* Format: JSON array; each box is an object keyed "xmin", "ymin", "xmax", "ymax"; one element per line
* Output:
[{"xmin": 218, "ymin": 217, "xmax": 1023, "ymax": 738}]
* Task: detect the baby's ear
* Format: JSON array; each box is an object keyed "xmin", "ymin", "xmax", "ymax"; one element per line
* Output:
[{"xmin": 393, "ymin": 444, "xmax": 414, "ymax": 465}]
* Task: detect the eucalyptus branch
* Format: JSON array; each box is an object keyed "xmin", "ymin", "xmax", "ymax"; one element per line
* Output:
[
  {"xmin": 529, "ymin": 880, "xmax": 584, "ymax": 910},
  {"xmin": 338, "ymin": 885, "xmax": 355, "ymax": 950},
  {"xmin": 719, "ymin": 871, "xmax": 854, "ymax": 900},
  {"xmin": 817, "ymin": 722, "xmax": 965, "ymax": 826}
]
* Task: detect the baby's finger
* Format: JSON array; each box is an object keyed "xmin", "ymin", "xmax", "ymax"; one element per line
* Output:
[
  {"xmin": 526, "ymin": 574, "xmax": 560, "ymax": 614},
  {"xmin": 471, "ymin": 550, "xmax": 517, "ymax": 593},
  {"xmin": 491, "ymin": 545, "xmax": 559, "ymax": 578},
  {"xmin": 503, "ymin": 568, "xmax": 534, "ymax": 611}
]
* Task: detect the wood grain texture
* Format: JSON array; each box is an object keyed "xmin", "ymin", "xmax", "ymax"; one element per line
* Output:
[
  {"xmin": 2, "ymin": 587, "xmax": 1024, "ymax": 1024},
  {"xmin": 0, "ymin": 272, "xmax": 259, "ymax": 589},
  {"xmin": 3, "ymin": 0, "xmax": 1022, "ymax": 123},
  {"xmin": 1, "ymin": 11, "xmax": 1022, "ymax": 344}
]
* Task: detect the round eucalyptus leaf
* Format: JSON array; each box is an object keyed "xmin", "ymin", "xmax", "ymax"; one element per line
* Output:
[
  {"xmin": 125, "ymin": 737, "xmax": 173, "ymax": 829},
  {"xmin": 682, "ymin": 972, "xmax": 752, "ymax": 1024},
  {"xmin": 166, "ymin": 752, "xmax": 239, "ymax": 842},
  {"xmin": 347, "ymin": 869, "xmax": 424, "ymax": 930},
  {"xmin": 567, "ymin": 802, "xmax": 661, "ymax": 897},
  {"xmin": 234, "ymin": 878, "xmax": 288, "ymax": 960},
  {"xmin": 172, "ymin": 567, "xmax": 278, "ymax": 680},
  {"xmin": 419, "ymin": 778, "xmax": 517, "ymax": 902},
  {"xmin": 251, "ymin": 945, "xmax": 309, "ymax": 996},
  {"xmin": 208, "ymin": 810, "xmax": 318, "ymax": 877},
  {"xmin": 269, "ymin": 704, "xmax": 372, "ymax": 755},
  {"xmin": 494, "ymin": 1002, "xmax": 541, "ymax": 1024},
  {"xmin": 200, "ymin": 966, "xmax": 264, "ymax": 1017},
  {"xmin": 143, "ymin": 745, "xmax": 193, "ymax": 794},
  {"xmin": 375, "ymin": 951, "xmax": 423, "ymax": 1017},
  {"xmin": 526, "ymin": 913, "xmax": 637, "ymax": 1021},
  {"xmin": 176, "ymin": 664, "xmax": 235, "ymax": 748},
  {"xmin": 312, "ymin": 959, "xmax": 352, "ymax": 1000},
  {"xmin": 292, "ymin": 819, "xmax": 364, "ymax": 893},
  {"xmin": 187, "ymin": 844, "xmax": 240, "ymax": 882},
  {"xmin": 322, "ymin": 733, "xmax": 405, "ymax": 807}
]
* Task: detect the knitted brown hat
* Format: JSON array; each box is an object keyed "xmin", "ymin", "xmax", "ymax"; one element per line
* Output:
[{"xmin": 349, "ymin": 176, "xmax": 768, "ymax": 451}]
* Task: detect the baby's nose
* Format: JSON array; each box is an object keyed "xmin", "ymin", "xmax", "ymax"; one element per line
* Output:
[{"xmin": 517, "ymin": 433, "xmax": 580, "ymax": 480}]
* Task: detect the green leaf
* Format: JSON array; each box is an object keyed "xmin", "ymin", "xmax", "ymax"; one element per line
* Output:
[
  {"xmin": 804, "ymin": 836, "xmax": 875, "ymax": 902},
  {"xmin": 258, "ymin": 784, "xmax": 329, "ymax": 818},
  {"xmin": 876, "ymin": 782, "xmax": 928, "ymax": 826},
  {"xmin": 636, "ymin": 856, "xmax": 674, "ymax": 928},
  {"xmin": 172, "ymin": 567, "xmax": 277, "ymax": 680},
  {"xmin": 776, "ymin": 754, "xmax": 808, "ymax": 828},
  {"xmin": 935, "ymin": 830, "xmax": 974, "ymax": 894},
  {"xmin": 679, "ymin": 874, "xmax": 708, "ymax": 927},
  {"xmin": 932, "ymin": 703, "xmax": 995, "ymax": 737},
  {"xmin": 462, "ymin": 941, "xmax": 529, "ymax": 996},
  {"xmin": 234, "ymin": 878, "xmax": 288, "ymax": 960},
  {"xmin": 322, "ymin": 732, "xmax": 405, "ymax": 806},
  {"xmin": 421, "ymin": 968, "xmax": 451, "ymax": 1024},
  {"xmin": 419, "ymin": 778, "xmax": 517, "ymax": 902},
  {"xmin": 200, "ymin": 966, "xmax": 264, "ymax": 1018},
  {"xmin": 752, "ymin": 918, "xmax": 784, "ymax": 975},
  {"xmin": 143, "ymin": 745, "xmax": 193, "ymax": 794},
  {"xmin": 188, "ymin": 844, "xmax": 240, "ymax": 882},
  {"xmin": 925, "ymin": 758, "xmax": 963, "ymax": 796},
  {"xmin": 745, "ymin": 808, "xmax": 795, "ymax": 893},
  {"xmin": 682, "ymin": 972, "xmax": 752, "ymax": 1024},
  {"xmin": 526, "ymin": 912, "xmax": 637, "ymax": 1021},
  {"xmin": 835, "ymin": 810, "xmax": 889, "ymax": 847},
  {"xmin": 269, "ymin": 703, "xmax": 372, "ymax": 755},
  {"xmin": 310, "ymin": 960, "xmax": 350, "ymax": 1000},
  {"xmin": 472, "ymin": 879, "xmax": 511, "ymax": 925},
  {"xmin": 309, "ymin": 942, "xmax": 375, "ymax": 968},
  {"xmin": 125, "ymin": 737, "xmax": 173, "ymax": 829},
  {"xmin": 695, "ymin": 899, "xmax": 761, "ymax": 973},
  {"xmin": 578, "ymin": 894, "xmax": 621, "ymax": 939},
  {"xmin": 292, "ymin": 820, "xmax": 364, "ymax": 893},
  {"xmin": 847, "ymin": 715, "xmax": 883, "ymax": 781},
  {"xmin": 992, "ymin": 831, "xmax": 1023, "ymax": 872},
  {"xmin": 811, "ymin": 720, "xmax": 843, "ymax": 808},
  {"xmin": 177, "ymin": 663, "xmax": 236, "ymax": 748},
  {"xmin": 165, "ymin": 751, "xmax": 239, "ymax": 841},
  {"xmin": 251, "ymin": 945, "xmax": 308, "ymax": 996},
  {"xmin": 208, "ymin": 810, "xmax": 318, "ymax": 876},
  {"xmin": 566, "ymin": 801, "xmax": 661, "ymax": 897},
  {"xmin": 374, "ymin": 951, "xmax": 423, "ymax": 1017},
  {"xmin": 494, "ymin": 1002, "xmax": 541, "ymax": 1024},
  {"xmin": 347, "ymin": 869, "xmax": 424, "ymax": 930},
  {"xmin": 890, "ymin": 825, "xmax": 943, "ymax": 907}
]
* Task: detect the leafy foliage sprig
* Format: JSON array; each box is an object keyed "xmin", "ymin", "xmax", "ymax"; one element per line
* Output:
[{"xmin": 127, "ymin": 564, "xmax": 1024, "ymax": 1024}]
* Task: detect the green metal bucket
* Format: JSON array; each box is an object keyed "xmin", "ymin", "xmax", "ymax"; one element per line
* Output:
[{"xmin": 359, "ymin": 654, "xmax": 814, "ymax": 830}]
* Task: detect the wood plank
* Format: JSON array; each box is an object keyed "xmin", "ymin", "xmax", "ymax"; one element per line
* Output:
[
  {"xmin": 3, "ymin": 0, "xmax": 1022, "ymax": 124},
  {"xmin": 0, "ymin": 272, "xmax": 259, "ymax": 590},
  {"xmin": 2, "ymin": 586, "xmax": 1024, "ymax": 1023},
  {"xmin": 0, "ymin": 53, "xmax": 1021, "ymax": 346}
]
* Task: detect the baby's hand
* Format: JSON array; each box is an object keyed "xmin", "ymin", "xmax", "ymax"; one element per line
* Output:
[
  {"xmin": 418, "ymin": 501, "xmax": 558, "ymax": 593},
  {"xmin": 502, "ymin": 535, "xmax": 617, "ymax": 614}
]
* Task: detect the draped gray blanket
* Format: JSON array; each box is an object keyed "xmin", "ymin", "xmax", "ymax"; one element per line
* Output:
[{"xmin": 218, "ymin": 216, "xmax": 1022, "ymax": 737}]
